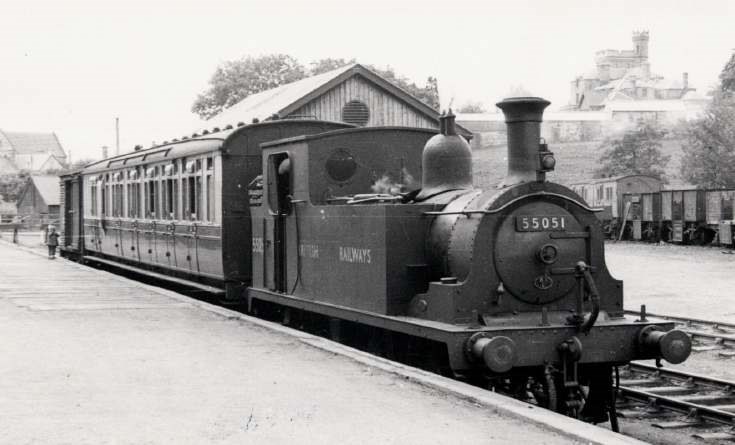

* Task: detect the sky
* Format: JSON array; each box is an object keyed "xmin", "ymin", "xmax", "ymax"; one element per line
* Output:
[{"xmin": 1, "ymin": 0, "xmax": 733, "ymax": 162}]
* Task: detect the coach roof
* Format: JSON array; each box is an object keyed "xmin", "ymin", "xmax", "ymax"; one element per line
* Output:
[
  {"xmin": 82, "ymin": 138, "xmax": 225, "ymax": 174},
  {"xmin": 81, "ymin": 119, "xmax": 348, "ymax": 175}
]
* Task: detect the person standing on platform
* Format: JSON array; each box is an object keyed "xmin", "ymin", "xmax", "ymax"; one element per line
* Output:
[
  {"xmin": 12, "ymin": 215, "xmax": 20, "ymax": 244},
  {"xmin": 47, "ymin": 225, "xmax": 59, "ymax": 259}
]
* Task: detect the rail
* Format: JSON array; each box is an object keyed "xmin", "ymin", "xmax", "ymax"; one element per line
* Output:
[{"xmin": 617, "ymin": 362, "xmax": 735, "ymax": 434}]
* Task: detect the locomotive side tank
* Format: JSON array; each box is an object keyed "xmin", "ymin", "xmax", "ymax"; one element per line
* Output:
[{"xmin": 248, "ymin": 97, "xmax": 691, "ymax": 420}]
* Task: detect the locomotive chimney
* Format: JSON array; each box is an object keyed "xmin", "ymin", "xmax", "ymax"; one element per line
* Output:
[
  {"xmin": 416, "ymin": 110, "xmax": 473, "ymax": 200},
  {"xmin": 496, "ymin": 97, "xmax": 552, "ymax": 187}
]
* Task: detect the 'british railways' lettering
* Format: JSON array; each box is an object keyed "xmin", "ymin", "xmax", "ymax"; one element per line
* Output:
[
  {"xmin": 299, "ymin": 244, "xmax": 319, "ymax": 259},
  {"xmin": 339, "ymin": 246, "xmax": 372, "ymax": 264}
]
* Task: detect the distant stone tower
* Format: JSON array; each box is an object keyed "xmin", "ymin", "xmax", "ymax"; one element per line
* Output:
[{"xmin": 633, "ymin": 30, "xmax": 649, "ymax": 60}]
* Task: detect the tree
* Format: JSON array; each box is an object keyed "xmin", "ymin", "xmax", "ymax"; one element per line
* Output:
[
  {"xmin": 192, "ymin": 54, "xmax": 307, "ymax": 119},
  {"xmin": 593, "ymin": 119, "xmax": 670, "ymax": 180},
  {"xmin": 0, "ymin": 172, "xmax": 29, "ymax": 203},
  {"xmin": 366, "ymin": 65, "xmax": 439, "ymax": 111},
  {"xmin": 679, "ymin": 52, "xmax": 735, "ymax": 188},
  {"xmin": 457, "ymin": 101, "xmax": 487, "ymax": 113},
  {"xmin": 720, "ymin": 52, "xmax": 735, "ymax": 95},
  {"xmin": 309, "ymin": 58, "xmax": 355, "ymax": 75},
  {"xmin": 680, "ymin": 94, "xmax": 735, "ymax": 187},
  {"xmin": 192, "ymin": 56, "xmax": 441, "ymax": 118}
]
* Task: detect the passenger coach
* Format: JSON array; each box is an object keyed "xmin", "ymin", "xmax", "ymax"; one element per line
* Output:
[{"xmin": 60, "ymin": 120, "xmax": 351, "ymax": 296}]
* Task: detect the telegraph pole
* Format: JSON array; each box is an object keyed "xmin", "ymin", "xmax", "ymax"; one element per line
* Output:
[{"xmin": 115, "ymin": 117, "xmax": 120, "ymax": 156}]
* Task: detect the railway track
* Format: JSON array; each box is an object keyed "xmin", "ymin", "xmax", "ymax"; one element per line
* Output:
[
  {"xmin": 617, "ymin": 362, "xmax": 735, "ymax": 441},
  {"xmin": 624, "ymin": 309, "xmax": 735, "ymax": 357}
]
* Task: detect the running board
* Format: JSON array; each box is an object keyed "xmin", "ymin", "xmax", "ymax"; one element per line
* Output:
[{"xmin": 82, "ymin": 255, "xmax": 225, "ymax": 297}]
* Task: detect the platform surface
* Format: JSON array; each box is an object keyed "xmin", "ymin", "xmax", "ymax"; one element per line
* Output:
[{"xmin": 0, "ymin": 241, "xmax": 642, "ymax": 444}]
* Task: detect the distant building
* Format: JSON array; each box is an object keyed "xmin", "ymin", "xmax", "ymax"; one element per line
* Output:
[
  {"xmin": 459, "ymin": 32, "xmax": 710, "ymax": 148},
  {"xmin": 567, "ymin": 31, "xmax": 697, "ymax": 111},
  {"xmin": 206, "ymin": 63, "xmax": 471, "ymax": 138},
  {"xmin": 0, "ymin": 130, "xmax": 67, "ymax": 174},
  {"xmin": 457, "ymin": 111, "xmax": 607, "ymax": 148},
  {"xmin": 16, "ymin": 175, "xmax": 61, "ymax": 229}
]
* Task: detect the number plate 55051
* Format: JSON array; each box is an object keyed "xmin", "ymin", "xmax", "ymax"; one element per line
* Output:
[{"xmin": 516, "ymin": 216, "xmax": 567, "ymax": 232}]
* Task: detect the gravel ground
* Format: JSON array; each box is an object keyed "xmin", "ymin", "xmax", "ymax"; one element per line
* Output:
[
  {"xmin": 605, "ymin": 241, "xmax": 735, "ymax": 444},
  {"xmin": 606, "ymin": 241, "xmax": 735, "ymax": 325},
  {"xmin": 607, "ymin": 240, "xmax": 735, "ymax": 381}
]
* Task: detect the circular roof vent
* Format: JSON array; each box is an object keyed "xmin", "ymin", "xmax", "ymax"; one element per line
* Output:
[{"xmin": 342, "ymin": 100, "xmax": 370, "ymax": 126}]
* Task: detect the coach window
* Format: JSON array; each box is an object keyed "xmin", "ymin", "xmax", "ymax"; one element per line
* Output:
[
  {"xmin": 155, "ymin": 166, "xmax": 161, "ymax": 219},
  {"xmin": 110, "ymin": 173, "xmax": 116, "ymax": 217},
  {"xmin": 195, "ymin": 159, "xmax": 203, "ymax": 220},
  {"xmin": 162, "ymin": 163, "xmax": 176, "ymax": 220},
  {"xmin": 206, "ymin": 156, "xmax": 214, "ymax": 222},
  {"xmin": 127, "ymin": 168, "xmax": 140, "ymax": 218},
  {"xmin": 111, "ymin": 172, "xmax": 120, "ymax": 217},
  {"xmin": 144, "ymin": 166, "xmax": 158, "ymax": 219},
  {"xmin": 171, "ymin": 162, "xmax": 180, "ymax": 220},
  {"xmin": 267, "ymin": 153, "xmax": 292, "ymax": 215},
  {"xmin": 117, "ymin": 172, "xmax": 124, "ymax": 217},
  {"xmin": 102, "ymin": 174, "xmax": 109, "ymax": 216},
  {"xmin": 183, "ymin": 158, "xmax": 201, "ymax": 221},
  {"xmin": 89, "ymin": 178, "xmax": 97, "ymax": 217}
]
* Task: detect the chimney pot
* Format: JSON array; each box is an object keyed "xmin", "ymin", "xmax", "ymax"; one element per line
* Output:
[{"xmin": 495, "ymin": 97, "xmax": 551, "ymax": 187}]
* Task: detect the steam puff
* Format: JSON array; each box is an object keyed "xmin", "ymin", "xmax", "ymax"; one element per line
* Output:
[{"xmin": 370, "ymin": 168, "xmax": 417, "ymax": 195}]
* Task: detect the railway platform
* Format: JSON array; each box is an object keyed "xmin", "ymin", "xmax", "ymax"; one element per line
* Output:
[{"xmin": 0, "ymin": 241, "xmax": 642, "ymax": 444}]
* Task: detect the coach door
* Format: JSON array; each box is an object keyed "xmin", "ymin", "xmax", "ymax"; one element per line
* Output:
[
  {"xmin": 63, "ymin": 178, "xmax": 74, "ymax": 247},
  {"xmin": 267, "ymin": 153, "xmax": 292, "ymax": 293}
]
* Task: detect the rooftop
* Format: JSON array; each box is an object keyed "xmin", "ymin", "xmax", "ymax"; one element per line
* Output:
[
  {"xmin": 206, "ymin": 63, "xmax": 443, "ymax": 132},
  {"xmin": 0, "ymin": 130, "xmax": 65, "ymax": 158},
  {"xmin": 27, "ymin": 175, "xmax": 61, "ymax": 206}
]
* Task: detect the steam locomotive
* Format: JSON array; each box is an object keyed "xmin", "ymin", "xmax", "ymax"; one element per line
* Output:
[{"xmin": 60, "ymin": 97, "xmax": 691, "ymax": 425}]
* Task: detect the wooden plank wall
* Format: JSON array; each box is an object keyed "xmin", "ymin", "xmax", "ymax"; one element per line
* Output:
[{"xmin": 290, "ymin": 76, "xmax": 437, "ymax": 129}]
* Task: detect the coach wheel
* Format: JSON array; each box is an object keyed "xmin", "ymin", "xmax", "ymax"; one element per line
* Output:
[
  {"xmin": 660, "ymin": 224, "xmax": 672, "ymax": 243},
  {"xmin": 695, "ymin": 227, "xmax": 716, "ymax": 245}
]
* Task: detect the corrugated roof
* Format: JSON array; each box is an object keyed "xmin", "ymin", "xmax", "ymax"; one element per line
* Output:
[
  {"xmin": 29, "ymin": 175, "xmax": 61, "ymax": 205},
  {"xmin": 203, "ymin": 63, "xmax": 458, "ymax": 134},
  {"xmin": 0, "ymin": 130, "xmax": 65, "ymax": 158},
  {"xmin": 206, "ymin": 64, "xmax": 357, "ymax": 128}
]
